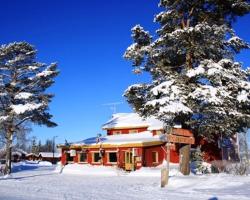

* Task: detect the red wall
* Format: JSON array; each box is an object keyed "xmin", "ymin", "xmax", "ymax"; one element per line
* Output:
[
  {"xmin": 144, "ymin": 146, "xmax": 164, "ymax": 167},
  {"xmin": 170, "ymin": 148, "xmax": 179, "ymax": 163},
  {"xmin": 143, "ymin": 145, "xmax": 179, "ymax": 166},
  {"xmin": 196, "ymin": 137, "xmax": 221, "ymax": 161},
  {"xmin": 61, "ymin": 150, "xmax": 67, "ymax": 165},
  {"xmin": 152, "ymin": 130, "xmax": 164, "ymax": 136}
]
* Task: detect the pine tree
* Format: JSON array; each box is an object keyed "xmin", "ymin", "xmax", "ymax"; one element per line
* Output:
[
  {"xmin": 13, "ymin": 124, "xmax": 31, "ymax": 152},
  {"xmin": 31, "ymin": 137, "xmax": 38, "ymax": 154},
  {"xmin": 38, "ymin": 140, "xmax": 42, "ymax": 153},
  {"xmin": 238, "ymin": 130, "xmax": 249, "ymax": 170},
  {"xmin": 124, "ymin": 0, "xmax": 250, "ymax": 140},
  {"xmin": 0, "ymin": 42, "xmax": 59, "ymax": 174},
  {"xmin": 45, "ymin": 139, "xmax": 53, "ymax": 152},
  {"xmin": 191, "ymin": 147, "xmax": 211, "ymax": 174}
]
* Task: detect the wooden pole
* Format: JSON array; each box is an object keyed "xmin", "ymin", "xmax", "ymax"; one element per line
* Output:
[
  {"xmin": 161, "ymin": 142, "xmax": 171, "ymax": 187},
  {"xmin": 166, "ymin": 142, "xmax": 170, "ymax": 183},
  {"xmin": 179, "ymin": 144, "xmax": 191, "ymax": 175},
  {"xmin": 161, "ymin": 168, "xmax": 167, "ymax": 188}
]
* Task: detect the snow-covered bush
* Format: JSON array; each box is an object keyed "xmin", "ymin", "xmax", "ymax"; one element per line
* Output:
[
  {"xmin": 224, "ymin": 162, "xmax": 249, "ymax": 175},
  {"xmin": 210, "ymin": 160, "xmax": 249, "ymax": 175},
  {"xmin": 191, "ymin": 148, "xmax": 211, "ymax": 174},
  {"xmin": 191, "ymin": 161, "xmax": 212, "ymax": 175},
  {"xmin": 191, "ymin": 147, "xmax": 203, "ymax": 162}
]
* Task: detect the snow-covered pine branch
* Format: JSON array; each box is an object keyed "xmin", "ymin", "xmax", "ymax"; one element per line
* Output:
[
  {"xmin": 0, "ymin": 42, "xmax": 59, "ymax": 128},
  {"xmin": 124, "ymin": 0, "xmax": 250, "ymax": 139}
]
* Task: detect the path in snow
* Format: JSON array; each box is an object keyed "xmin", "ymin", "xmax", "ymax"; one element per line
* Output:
[{"xmin": 0, "ymin": 165, "xmax": 249, "ymax": 200}]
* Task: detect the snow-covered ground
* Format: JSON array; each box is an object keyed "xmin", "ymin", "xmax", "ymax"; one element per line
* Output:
[{"xmin": 0, "ymin": 162, "xmax": 249, "ymax": 200}]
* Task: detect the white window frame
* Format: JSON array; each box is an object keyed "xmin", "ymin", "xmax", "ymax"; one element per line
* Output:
[
  {"xmin": 152, "ymin": 151, "xmax": 159, "ymax": 164},
  {"xmin": 66, "ymin": 152, "xmax": 74, "ymax": 163},
  {"xmin": 113, "ymin": 130, "xmax": 122, "ymax": 135},
  {"xmin": 129, "ymin": 129, "xmax": 138, "ymax": 134},
  {"xmin": 92, "ymin": 151, "xmax": 101, "ymax": 164},
  {"xmin": 156, "ymin": 130, "xmax": 163, "ymax": 135},
  {"xmin": 107, "ymin": 152, "xmax": 118, "ymax": 164},
  {"xmin": 78, "ymin": 152, "xmax": 88, "ymax": 163}
]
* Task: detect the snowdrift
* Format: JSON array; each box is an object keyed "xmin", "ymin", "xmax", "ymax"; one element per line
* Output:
[{"xmin": 59, "ymin": 162, "xmax": 182, "ymax": 177}]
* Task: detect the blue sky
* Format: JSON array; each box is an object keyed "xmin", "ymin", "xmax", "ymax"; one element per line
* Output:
[{"xmin": 0, "ymin": 0, "xmax": 249, "ymax": 144}]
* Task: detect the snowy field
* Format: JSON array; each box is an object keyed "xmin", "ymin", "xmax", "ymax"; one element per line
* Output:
[{"xmin": 0, "ymin": 162, "xmax": 249, "ymax": 200}]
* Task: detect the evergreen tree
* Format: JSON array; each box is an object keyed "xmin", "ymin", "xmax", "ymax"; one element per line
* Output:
[
  {"xmin": 191, "ymin": 147, "xmax": 211, "ymax": 174},
  {"xmin": 0, "ymin": 42, "xmax": 59, "ymax": 174},
  {"xmin": 38, "ymin": 140, "xmax": 42, "ymax": 153},
  {"xmin": 124, "ymin": 0, "xmax": 250, "ymax": 140},
  {"xmin": 13, "ymin": 123, "xmax": 31, "ymax": 152},
  {"xmin": 238, "ymin": 130, "xmax": 249, "ymax": 164},
  {"xmin": 31, "ymin": 136, "xmax": 38, "ymax": 154},
  {"xmin": 45, "ymin": 139, "xmax": 53, "ymax": 152}
]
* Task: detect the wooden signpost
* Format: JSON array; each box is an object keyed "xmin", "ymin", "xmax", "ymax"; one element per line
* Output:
[
  {"xmin": 167, "ymin": 134, "xmax": 195, "ymax": 145},
  {"xmin": 161, "ymin": 128, "xmax": 195, "ymax": 188}
]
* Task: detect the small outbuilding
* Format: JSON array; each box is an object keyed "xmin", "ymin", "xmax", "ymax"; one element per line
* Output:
[
  {"xmin": 38, "ymin": 152, "xmax": 61, "ymax": 164},
  {"xmin": 26, "ymin": 153, "xmax": 39, "ymax": 161}
]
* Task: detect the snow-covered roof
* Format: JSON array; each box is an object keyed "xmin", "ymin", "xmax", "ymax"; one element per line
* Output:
[
  {"xmin": 15, "ymin": 148, "xmax": 28, "ymax": 155},
  {"xmin": 71, "ymin": 131, "xmax": 166, "ymax": 147},
  {"xmin": 12, "ymin": 151, "xmax": 22, "ymax": 156},
  {"xmin": 26, "ymin": 153, "xmax": 39, "ymax": 157},
  {"xmin": 2, "ymin": 148, "xmax": 27, "ymax": 157},
  {"xmin": 102, "ymin": 113, "xmax": 164, "ymax": 130},
  {"xmin": 39, "ymin": 152, "xmax": 61, "ymax": 158}
]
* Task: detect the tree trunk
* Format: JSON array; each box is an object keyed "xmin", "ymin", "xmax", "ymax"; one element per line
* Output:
[
  {"xmin": 4, "ymin": 130, "xmax": 13, "ymax": 175},
  {"xmin": 243, "ymin": 132, "xmax": 249, "ymax": 163},
  {"xmin": 241, "ymin": 131, "xmax": 249, "ymax": 175},
  {"xmin": 179, "ymin": 144, "xmax": 191, "ymax": 175},
  {"xmin": 186, "ymin": 52, "xmax": 192, "ymax": 69}
]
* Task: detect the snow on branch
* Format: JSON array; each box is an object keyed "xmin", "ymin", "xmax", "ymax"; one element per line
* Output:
[
  {"xmin": 150, "ymin": 80, "xmax": 174, "ymax": 95},
  {"xmin": 159, "ymin": 102, "xmax": 192, "ymax": 115},
  {"xmin": 227, "ymin": 36, "xmax": 250, "ymax": 52},
  {"xmin": 11, "ymin": 103, "xmax": 43, "ymax": 115},
  {"xmin": 237, "ymin": 90, "xmax": 249, "ymax": 103},
  {"xmin": 36, "ymin": 69, "xmax": 54, "ymax": 78},
  {"xmin": 189, "ymin": 85, "xmax": 225, "ymax": 105},
  {"xmin": 14, "ymin": 92, "xmax": 33, "ymax": 100},
  {"xmin": 0, "ymin": 116, "xmax": 9, "ymax": 122}
]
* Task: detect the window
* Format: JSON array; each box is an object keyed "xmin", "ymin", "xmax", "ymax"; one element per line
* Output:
[
  {"xmin": 152, "ymin": 151, "xmax": 159, "ymax": 163},
  {"xmin": 129, "ymin": 130, "xmax": 138, "ymax": 134},
  {"xmin": 107, "ymin": 152, "xmax": 117, "ymax": 163},
  {"xmin": 66, "ymin": 153, "xmax": 74, "ymax": 162},
  {"xmin": 78, "ymin": 153, "xmax": 87, "ymax": 163},
  {"xmin": 113, "ymin": 131, "xmax": 122, "ymax": 135},
  {"xmin": 125, "ymin": 152, "xmax": 132, "ymax": 164},
  {"xmin": 92, "ymin": 152, "xmax": 101, "ymax": 163},
  {"xmin": 156, "ymin": 130, "xmax": 163, "ymax": 135}
]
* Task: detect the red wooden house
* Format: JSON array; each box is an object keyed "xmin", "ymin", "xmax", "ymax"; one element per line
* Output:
[
  {"xmin": 26, "ymin": 153, "xmax": 39, "ymax": 161},
  {"xmin": 59, "ymin": 113, "xmax": 185, "ymax": 171},
  {"xmin": 38, "ymin": 152, "xmax": 61, "ymax": 164}
]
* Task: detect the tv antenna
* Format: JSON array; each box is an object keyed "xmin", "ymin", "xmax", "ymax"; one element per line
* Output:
[{"xmin": 102, "ymin": 102, "xmax": 123, "ymax": 114}]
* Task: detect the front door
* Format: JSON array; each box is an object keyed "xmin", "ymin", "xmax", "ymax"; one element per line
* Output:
[{"xmin": 125, "ymin": 151, "xmax": 133, "ymax": 171}]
